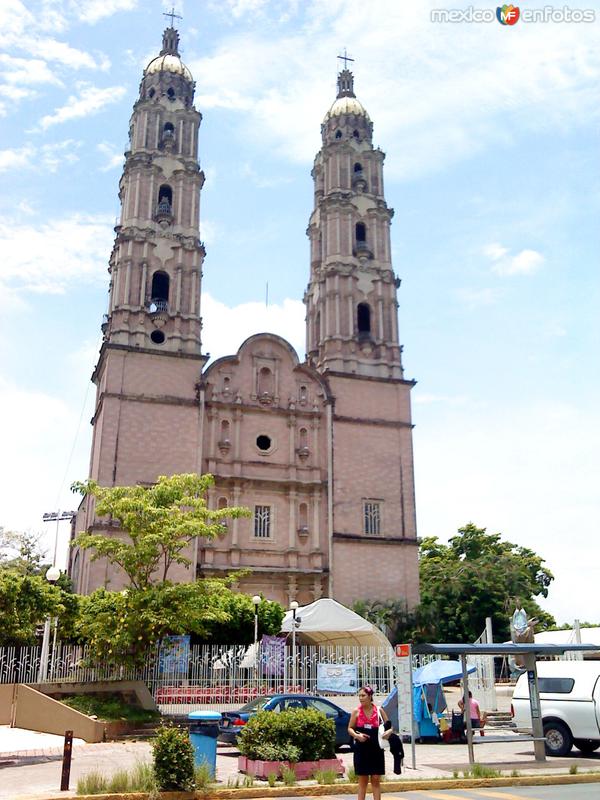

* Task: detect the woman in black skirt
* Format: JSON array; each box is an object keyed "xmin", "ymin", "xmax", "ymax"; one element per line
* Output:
[{"xmin": 348, "ymin": 686, "xmax": 390, "ymax": 800}]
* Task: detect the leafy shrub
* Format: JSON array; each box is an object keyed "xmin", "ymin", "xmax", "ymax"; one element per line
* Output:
[
  {"xmin": 238, "ymin": 708, "xmax": 335, "ymax": 762},
  {"xmin": 267, "ymin": 773, "xmax": 277, "ymax": 787},
  {"xmin": 63, "ymin": 693, "xmax": 159, "ymax": 722},
  {"xmin": 252, "ymin": 742, "xmax": 301, "ymax": 762},
  {"xmin": 152, "ymin": 724, "xmax": 195, "ymax": 791}
]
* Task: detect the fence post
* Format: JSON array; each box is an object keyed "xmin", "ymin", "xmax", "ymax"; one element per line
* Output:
[{"xmin": 60, "ymin": 730, "xmax": 73, "ymax": 791}]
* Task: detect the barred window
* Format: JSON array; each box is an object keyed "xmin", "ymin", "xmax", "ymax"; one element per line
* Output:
[
  {"xmin": 363, "ymin": 501, "xmax": 381, "ymax": 535},
  {"xmin": 254, "ymin": 505, "xmax": 271, "ymax": 538}
]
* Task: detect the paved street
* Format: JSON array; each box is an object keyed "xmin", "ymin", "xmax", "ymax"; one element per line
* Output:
[{"xmin": 1, "ymin": 735, "xmax": 599, "ymax": 799}]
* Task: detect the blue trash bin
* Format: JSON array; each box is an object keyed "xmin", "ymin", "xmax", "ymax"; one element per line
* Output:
[{"xmin": 188, "ymin": 710, "xmax": 221, "ymax": 777}]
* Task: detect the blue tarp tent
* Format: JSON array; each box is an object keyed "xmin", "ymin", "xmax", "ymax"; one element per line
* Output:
[{"xmin": 382, "ymin": 659, "xmax": 477, "ymax": 739}]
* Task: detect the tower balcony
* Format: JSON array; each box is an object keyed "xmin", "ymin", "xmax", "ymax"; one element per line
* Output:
[
  {"xmin": 149, "ymin": 298, "xmax": 169, "ymax": 314},
  {"xmin": 154, "ymin": 200, "xmax": 174, "ymax": 226},
  {"xmin": 353, "ymin": 240, "xmax": 373, "ymax": 259}
]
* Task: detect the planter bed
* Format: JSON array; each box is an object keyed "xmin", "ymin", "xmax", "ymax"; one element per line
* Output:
[{"xmin": 238, "ymin": 755, "xmax": 344, "ymax": 780}]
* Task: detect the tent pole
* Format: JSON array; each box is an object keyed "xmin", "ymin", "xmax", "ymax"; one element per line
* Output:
[{"xmin": 461, "ymin": 654, "xmax": 475, "ymax": 764}]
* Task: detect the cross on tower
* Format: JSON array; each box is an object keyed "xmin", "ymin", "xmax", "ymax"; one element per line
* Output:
[
  {"xmin": 337, "ymin": 48, "xmax": 355, "ymax": 71},
  {"xmin": 163, "ymin": 7, "xmax": 182, "ymax": 27}
]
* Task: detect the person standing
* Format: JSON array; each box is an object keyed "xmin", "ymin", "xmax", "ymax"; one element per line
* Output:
[{"xmin": 348, "ymin": 686, "xmax": 390, "ymax": 800}]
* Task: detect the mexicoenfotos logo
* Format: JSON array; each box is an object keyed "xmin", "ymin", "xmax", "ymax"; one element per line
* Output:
[
  {"xmin": 431, "ymin": 5, "xmax": 595, "ymax": 23},
  {"xmin": 497, "ymin": 4, "xmax": 520, "ymax": 24}
]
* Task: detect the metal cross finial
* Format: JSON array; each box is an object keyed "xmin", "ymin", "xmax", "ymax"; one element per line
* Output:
[
  {"xmin": 337, "ymin": 48, "xmax": 355, "ymax": 71},
  {"xmin": 163, "ymin": 7, "xmax": 182, "ymax": 27}
]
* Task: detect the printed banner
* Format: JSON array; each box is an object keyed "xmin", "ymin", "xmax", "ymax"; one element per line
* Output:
[
  {"xmin": 158, "ymin": 635, "xmax": 191, "ymax": 676},
  {"xmin": 261, "ymin": 634, "xmax": 286, "ymax": 676},
  {"xmin": 316, "ymin": 662, "xmax": 358, "ymax": 693}
]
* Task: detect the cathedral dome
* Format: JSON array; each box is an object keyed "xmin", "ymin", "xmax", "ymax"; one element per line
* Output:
[
  {"xmin": 324, "ymin": 95, "xmax": 370, "ymax": 123},
  {"xmin": 323, "ymin": 68, "xmax": 369, "ymax": 124},
  {"xmin": 144, "ymin": 53, "xmax": 193, "ymax": 82}
]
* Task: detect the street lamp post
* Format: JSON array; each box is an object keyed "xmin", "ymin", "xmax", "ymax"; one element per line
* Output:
[
  {"xmin": 252, "ymin": 595, "xmax": 261, "ymax": 680},
  {"xmin": 290, "ymin": 601, "xmax": 299, "ymax": 691},
  {"xmin": 38, "ymin": 510, "xmax": 76, "ymax": 684},
  {"xmin": 37, "ymin": 566, "xmax": 61, "ymax": 683}
]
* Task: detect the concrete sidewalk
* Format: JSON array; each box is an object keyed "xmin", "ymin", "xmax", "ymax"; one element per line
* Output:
[{"xmin": 1, "ymin": 730, "xmax": 600, "ymax": 799}]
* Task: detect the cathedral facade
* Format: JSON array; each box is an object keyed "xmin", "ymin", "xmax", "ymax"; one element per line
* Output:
[{"xmin": 70, "ymin": 27, "xmax": 419, "ymax": 610}]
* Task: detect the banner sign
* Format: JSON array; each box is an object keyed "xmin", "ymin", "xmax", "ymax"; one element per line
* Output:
[
  {"xmin": 158, "ymin": 635, "xmax": 190, "ymax": 676},
  {"xmin": 261, "ymin": 634, "xmax": 286, "ymax": 676},
  {"xmin": 316, "ymin": 662, "xmax": 358, "ymax": 693}
]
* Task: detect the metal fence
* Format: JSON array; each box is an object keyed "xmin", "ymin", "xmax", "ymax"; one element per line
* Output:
[{"xmin": 0, "ymin": 642, "xmax": 396, "ymax": 715}]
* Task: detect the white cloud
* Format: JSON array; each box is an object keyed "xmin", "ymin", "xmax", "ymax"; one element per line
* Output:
[
  {"xmin": 0, "ymin": 141, "xmax": 80, "ymax": 173},
  {"xmin": 0, "ymin": 213, "xmax": 113, "ymax": 294},
  {"xmin": 189, "ymin": 1, "xmax": 600, "ymax": 177},
  {"xmin": 27, "ymin": 38, "xmax": 104, "ymax": 70},
  {"xmin": 0, "ymin": 146, "xmax": 34, "ymax": 172},
  {"xmin": 97, "ymin": 142, "xmax": 124, "ymax": 171},
  {"xmin": 0, "ymin": 54, "xmax": 62, "ymax": 86},
  {"xmin": 73, "ymin": 0, "xmax": 139, "ymax": 24},
  {"xmin": 202, "ymin": 293, "xmax": 305, "ymax": 362},
  {"xmin": 39, "ymin": 83, "xmax": 127, "ymax": 129},
  {"xmin": 485, "ymin": 243, "xmax": 545, "ymax": 277}
]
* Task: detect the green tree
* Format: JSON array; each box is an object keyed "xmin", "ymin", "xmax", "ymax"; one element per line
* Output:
[
  {"xmin": 71, "ymin": 473, "xmax": 249, "ymax": 588},
  {"xmin": 0, "ymin": 528, "xmax": 47, "ymax": 575},
  {"xmin": 355, "ymin": 523, "xmax": 555, "ymax": 644},
  {"xmin": 418, "ymin": 523, "xmax": 554, "ymax": 642},
  {"xmin": 194, "ymin": 590, "xmax": 285, "ymax": 644},
  {"xmin": 0, "ymin": 572, "xmax": 64, "ymax": 646}
]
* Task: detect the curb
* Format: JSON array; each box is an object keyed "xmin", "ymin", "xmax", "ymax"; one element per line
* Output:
[{"xmin": 48, "ymin": 770, "xmax": 600, "ymax": 800}]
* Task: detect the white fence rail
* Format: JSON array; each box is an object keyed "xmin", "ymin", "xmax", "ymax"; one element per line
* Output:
[{"xmin": 0, "ymin": 642, "xmax": 396, "ymax": 714}]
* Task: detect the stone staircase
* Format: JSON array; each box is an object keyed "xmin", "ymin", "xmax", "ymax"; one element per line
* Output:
[{"xmin": 484, "ymin": 710, "xmax": 516, "ymax": 730}]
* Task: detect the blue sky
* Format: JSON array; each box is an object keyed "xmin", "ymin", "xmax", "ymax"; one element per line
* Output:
[{"xmin": 1, "ymin": 1, "xmax": 598, "ymax": 625}]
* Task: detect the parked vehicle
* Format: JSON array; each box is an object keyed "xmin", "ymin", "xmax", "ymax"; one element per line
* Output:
[
  {"xmin": 218, "ymin": 693, "xmax": 352, "ymax": 748},
  {"xmin": 511, "ymin": 661, "xmax": 600, "ymax": 756}
]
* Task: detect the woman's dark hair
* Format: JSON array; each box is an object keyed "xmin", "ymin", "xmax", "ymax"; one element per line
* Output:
[{"xmin": 359, "ymin": 685, "xmax": 374, "ymax": 697}]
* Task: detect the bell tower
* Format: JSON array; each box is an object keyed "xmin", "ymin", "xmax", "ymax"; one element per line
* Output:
[
  {"xmin": 105, "ymin": 26, "xmax": 205, "ymax": 354},
  {"xmin": 305, "ymin": 66, "xmax": 419, "ymax": 607},
  {"xmin": 305, "ymin": 68, "xmax": 403, "ymax": 379},
  {"xmin": 73, "ymin": 27, "xmax": 208, "ymax": 593}
]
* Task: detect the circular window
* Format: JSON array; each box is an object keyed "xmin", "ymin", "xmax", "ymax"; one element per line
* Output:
[
  {"xmin": 151, "ymin": 330, "xmax": 165, "ymax": 344},
  {"xmin": 256, "ymin": 435, "xmax": 272, "ymax": 452}
]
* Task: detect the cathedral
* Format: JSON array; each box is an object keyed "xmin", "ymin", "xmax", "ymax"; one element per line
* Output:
[{"xmin": 70, "ymin": 26, "xmax": 419, "ymax": 610}]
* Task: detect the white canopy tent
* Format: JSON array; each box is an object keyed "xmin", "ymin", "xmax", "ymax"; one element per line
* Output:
[{"xmin": 280, "ymin": 598, "xmax": 392, "ymax": 649}]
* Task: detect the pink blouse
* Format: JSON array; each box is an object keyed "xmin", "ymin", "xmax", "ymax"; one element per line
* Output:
[{"xmin": 356, "ymin": 705, "xmax": 379, "ymax": 727}]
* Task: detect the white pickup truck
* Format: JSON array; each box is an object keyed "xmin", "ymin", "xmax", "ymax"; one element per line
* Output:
[{"xmin": 511, "ymin": 661, "xmax": 600, "ymax": 756}]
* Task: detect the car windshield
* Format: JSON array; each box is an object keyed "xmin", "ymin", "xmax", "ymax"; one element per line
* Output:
[{"xmin": 238, "ymin": 696, "xmax": 272, "ymax": 713}]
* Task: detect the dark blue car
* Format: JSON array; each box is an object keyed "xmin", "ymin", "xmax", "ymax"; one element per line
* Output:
[{"xmin": 219, "ymin": 694, "xmax": 352, "ymax": 749}]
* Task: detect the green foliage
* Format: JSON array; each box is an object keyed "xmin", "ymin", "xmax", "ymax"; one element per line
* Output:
[
  {"xmin": 237, "ymin": 708, "xmax": 335, "ymax": 762},
  {"xmin": 355, "ymin": 523, "xmax": 555, "ymax": 643},
  {"xmin": 195, "ymin": 591, "xmax": 285, "ymax": 645},
  {"xmin": 347, "ymin": 766, "xmax": 356, "ymax": 782},
  {"xmin": 0, "ymin": 528, "xmax": 47, "ymax": 575},
  {"xmin": 569, "ymin": 764, "xmax": 578, "ymax": 775},
  {"xmin": 250, "ymin": 742, "xmax": 302, "ymax": 762},
  {"xmin": 0, "ymin": 572, "xmax": 64, "ymax": 645},
  {"xmin": 266, "ymin": 773, "xmax": 277, "ymax": 787},
  {"xmin": 194, "ymin": 761, "xmax": 214, "ymax": 789},
  {"xmin": 62, "ymin": 693, "xmax": 159, "ymax": 723},
  {"xmin": 72, "ymin": 473, "xmax": 249, "ymax": 589},
  {"xmin": 152, "ymin": 725, "xmax": 195, "ymax": 792},
  {"xmin": 313, "ymin": 768, "xmax": 338, "ymax": 784},
  {"xmin": 242, "ymin": 774, "xmax": 255, "ymax": 787},
  {"xmin": 281, "ymin": 765, "xmax": 297, "ymax": 786},
  {"xmin": 463, "ymin": 764, "xmax": 501, "ymax": 778},
  {"xmin": 76, "ymin": 771, "xmax": 108, "ymax": 794},
  {"xmin": 76, "ymin": 762, "xmax": 156, "ymax": 795}
]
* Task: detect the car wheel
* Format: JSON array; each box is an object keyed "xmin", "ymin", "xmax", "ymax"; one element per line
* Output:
[
  {"xmin": 543, "ymin": 720, "xmax": 573, "ymax": 757},
  {"xmin": 574, "ymin": 738, "xmax": 600, "ymax": 754}
]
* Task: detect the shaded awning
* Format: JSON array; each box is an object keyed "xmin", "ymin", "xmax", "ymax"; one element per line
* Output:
[{"xmin": 413, "ymin": 643, "xmax": 599, "ymax": 656}]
